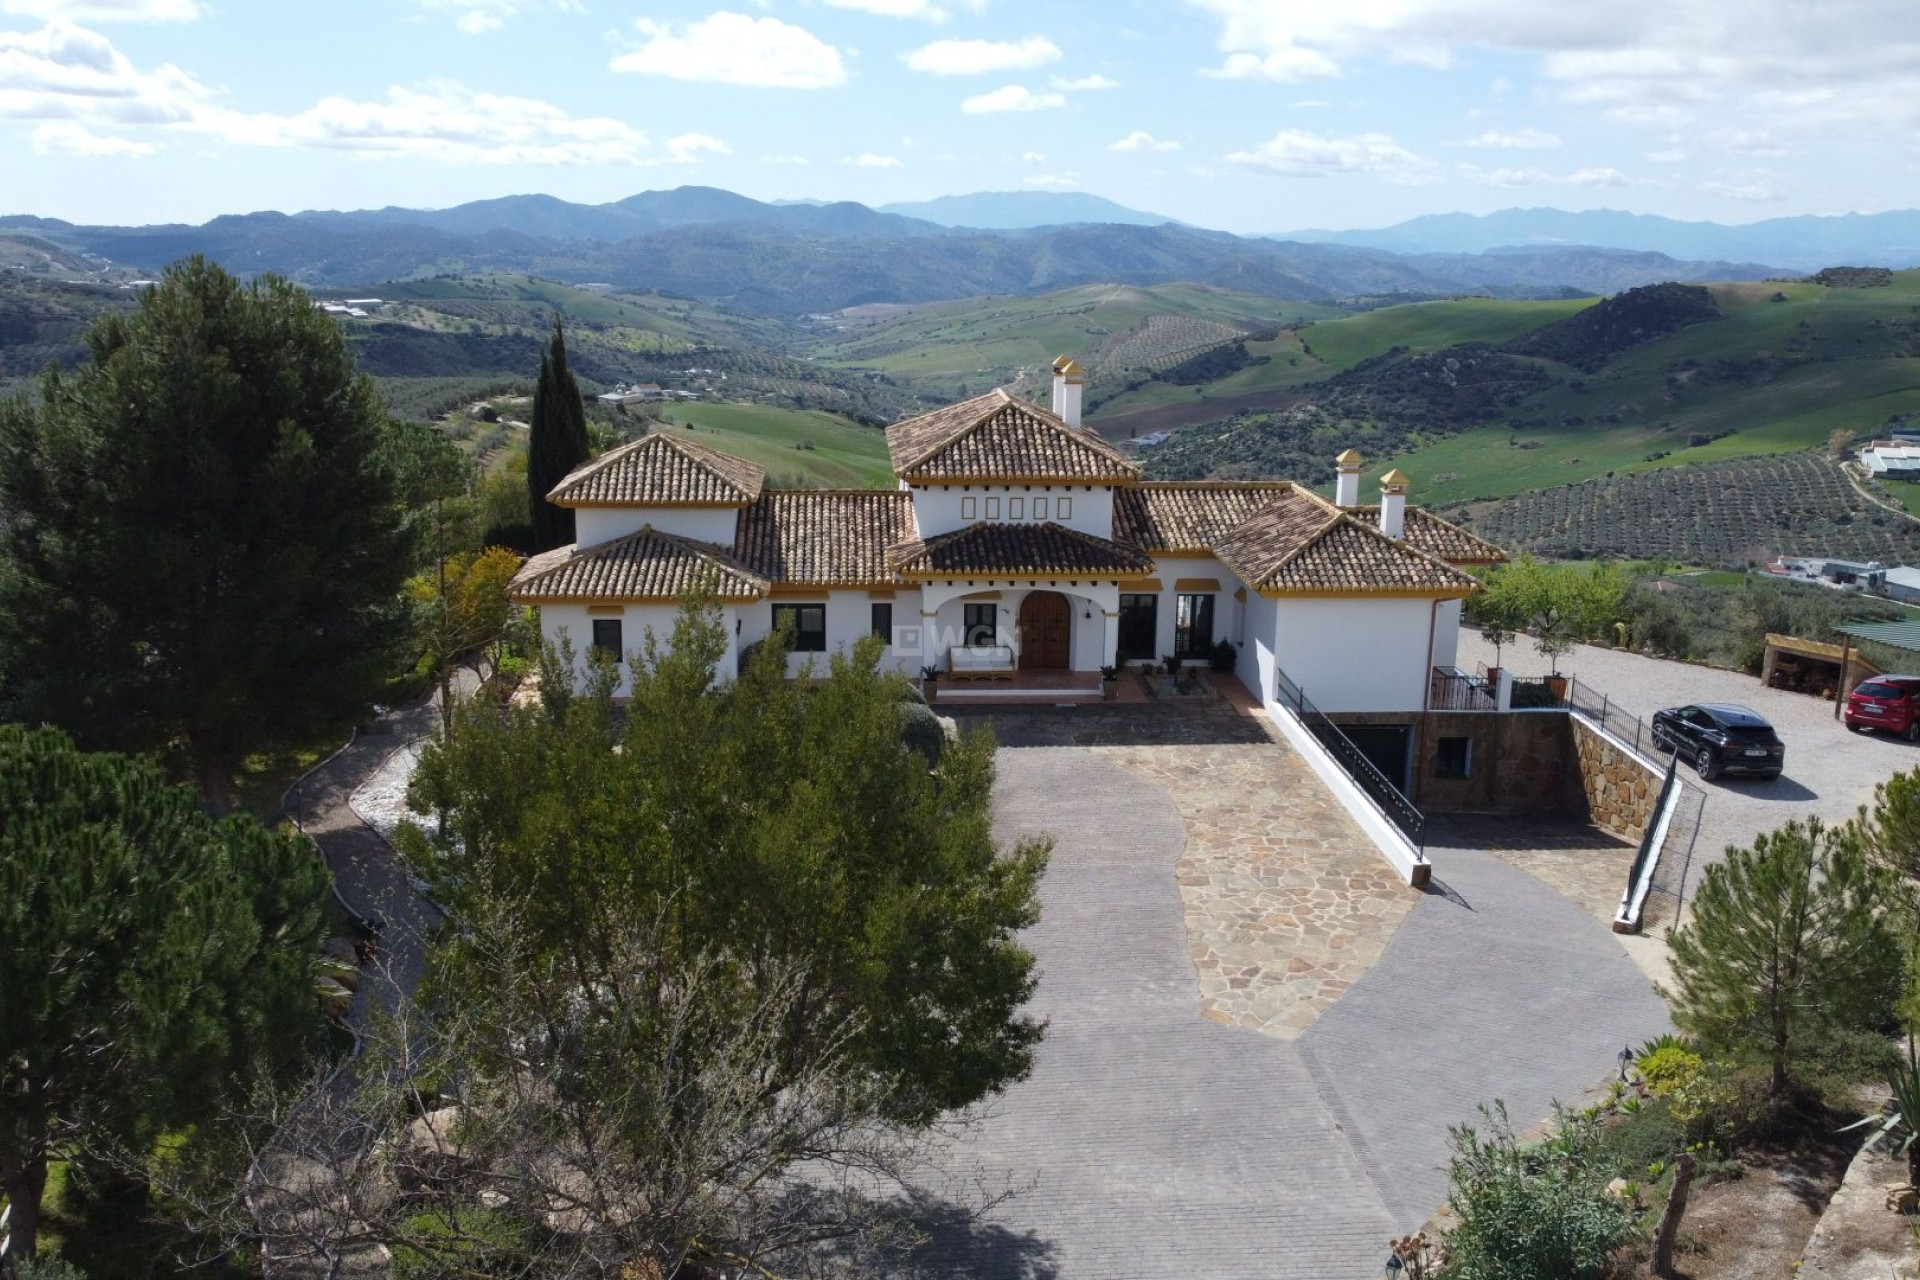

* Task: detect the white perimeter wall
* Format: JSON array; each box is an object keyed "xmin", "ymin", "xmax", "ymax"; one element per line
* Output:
[
  {"xmin": 1270, "ymin": 596, "xmax": 1446, "ymax": 713},
  {"xmin": 574, "ymin": 505, "xmax": 739, "ymax": 549},
  {"xmin": 911, "ymin": 485, "xmax": 1117, "ymax": 540}
]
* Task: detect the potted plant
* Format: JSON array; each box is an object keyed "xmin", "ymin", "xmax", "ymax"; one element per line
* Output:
[
  {"xmin": 1162, "ymin": 653, "xmax": 1182, "ymax": 679},
  {"xmin": 1209, "ymin": 638, "xmax": 1237, "ymax": 673},
  {"xmin": 1100, "ymin": 664, "xmax": 1120, "ymax": 700},
  {"xmin": 919, "ymin": 664, "xmax": 940, "ymax": 703}
]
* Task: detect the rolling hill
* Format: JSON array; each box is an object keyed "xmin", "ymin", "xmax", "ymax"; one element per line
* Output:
[{"xmin": 876, "ymin": 191, "xmax": 1176, "ymax": 229}]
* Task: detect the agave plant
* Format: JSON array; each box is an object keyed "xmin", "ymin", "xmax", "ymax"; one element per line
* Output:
[{"xmin": 1841, "ymin": 1034, "xmax": 1920, "ymax": 1187}]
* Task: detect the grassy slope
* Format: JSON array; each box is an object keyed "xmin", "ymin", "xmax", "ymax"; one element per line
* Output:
[
  {"xmin": 809, "ymin": 282, "xmax": 1344, "ymax": 383},
  {"xmin": 1375, "ymin": 275, "xmax": 1920, "ymax": 504},
  {"xmin": 1302, "ymin": 295, "xmax": 1602, "ymax": 370},
  {"xmin": 654, "ymin": 401, "xmax": 892, "ymax": 488}
]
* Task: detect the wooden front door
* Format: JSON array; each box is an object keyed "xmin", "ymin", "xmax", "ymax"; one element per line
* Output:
[{"xmin": 1018, "ymin": 591, "xmax": 1071, "ymax": 670}]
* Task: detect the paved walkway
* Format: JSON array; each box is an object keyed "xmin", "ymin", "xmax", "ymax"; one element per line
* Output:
[{"xmin": 933, "ymin": 728, "xmax": 1671, "ymax": 1278}]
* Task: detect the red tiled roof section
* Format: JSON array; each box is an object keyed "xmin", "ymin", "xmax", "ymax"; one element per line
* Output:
[
  {"xmin": 1113, "ymin": 482, "xmax": 1296, "ymax": 551},
  {"xmin": 734, "ymin": 490, "xmax": 918, "ymax": 586},
  {"xmin": 508, "ymin": 526, "xmax": 769, "ymax": 603},
  {"xmin": 1213, "ymin": 496, "xmax": 1480, "ymax": 596},
  {"xmin": 894, "ymin": 522, "xmax": 1156, "ymax": 579},
  {"xmin": 1345, "ymin": 506, "xmax": 1510, "ymax": 564},
  {"xmin": 885, "ymin": 388, "xmax": 1138, "ymax": 483},
  {"xmin": 547, "ymin": 430, "xmax": 766, "ymax": 507}
]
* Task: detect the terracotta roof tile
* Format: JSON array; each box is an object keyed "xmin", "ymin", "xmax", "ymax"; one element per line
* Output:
[
  {"xmin": 893, "ymin": 522, "xmax": 1155, "ymax": 579},
  {"xmin": 1345, "ymin": 506, "xmax": 1510, "ymax": 564},
  {"xmin": 1214, "ymin": 495, "xmax": 1479, "ymax": 597},
  {"xmin": 885, "ymin": 388, "xmax": 1137, "ymax": 483},
  {"xmin": 1113, "ymin": 482, "xmax": 1296, "ymax": 552},
  {"xmin": 508, "ymin": 526, "xmax": 768, "ymax": 603},
  {"xmin": 547, "ymin": 430, "xmax": 765, "ymax": 507},
  {"xmin": 734, "ymin": 490, "xmax": 917, "ymax": 586}
]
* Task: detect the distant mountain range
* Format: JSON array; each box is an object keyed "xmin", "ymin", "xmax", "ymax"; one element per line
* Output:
[
  {"xmin": 876, "ymin": 191, "xmax": 1176, "ymax": 229},
  {"xmin": 0, "ymin": 185, "xmax": 1803, "ymax": 315},
  {"xmin": 1276, "ymin": 207, "xmax": 1920, "ymax": 273}
]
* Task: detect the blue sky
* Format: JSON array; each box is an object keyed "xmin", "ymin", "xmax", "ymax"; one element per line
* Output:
[{"xmin": 3, "ymin": 0, "xmax": 1917, "ymax": 231}]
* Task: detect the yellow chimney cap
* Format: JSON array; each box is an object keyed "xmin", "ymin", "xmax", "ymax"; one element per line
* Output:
[
  {"xmin": 1052, "ymin": 355, "xmax": 1085, "ymax": 379},
  {"xmin": 1335, "ymin": 448, "xmax": 1364, "ymax": 468},
  {"xmin": 1380, "ymin": 468, "xmax": 1411, "ymax": 492}
]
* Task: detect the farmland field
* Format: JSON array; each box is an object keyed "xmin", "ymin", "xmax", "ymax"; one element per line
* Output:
[
  {"xmin": 1300, "ymin": 295, "xmax": 1600, "ymax": 370},
  {"xmin": 652, "ymin": 401, "xmax": 893, "ymax": 489}
]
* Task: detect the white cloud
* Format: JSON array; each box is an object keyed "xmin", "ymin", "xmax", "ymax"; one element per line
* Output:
[
  {"xmin": 825, "ymin": 0, "xmax": 948, "ymax": 20},
  {"xmin": 1449, "ymin": 126, "xmax": 1562, "ymax": 149},
  {"xmin": 1567, "ymin": 165, "xmax": 1629, "ymax": 187},
  {"xmin": 0, "ymin": 0, "xmax": 201, "ymax": 20},
  {"xmin": 762, "ymin": 153, "xmax": 810, "ymax": 164},
  {"xmin": 614, "ymin": 12, "xmax": 847, "ymax": 89},
  {"xmin": 666, "ymin": 132, "xmax": 731, "ymax": 162},
  {"xmin": 1187, "ymin": 0, "xmax": 1920, "ymax": 145},
  {"xmin": 413, "ymin": 0, "xmax": 580, "ymax": 34},
  {"xmin": 1645, "ymin": 147, "xmax": 1687, "ymax": 163},
  {"xmin": 1022, "ymin": 171, "xmax": 1079, "ymax": 189},
  {"xmin": 960, "ymin": 83, "xmax": 1065, "ymax": 113},
  {"xmin": 1020, "ymin": 149, "xmax": 1046, "ymax": 162},
  {"xmin": 1457, "ymin": 162, "xmax": 1634, "ymax": 188},
  {"xmin": 1110, "ymin": 129, "xmax": 1179, "ymax": 152},
  {"xmin": 31, "ymin": 118, "xmax": 153, "ymax": 155},
  {"xmin": 1703, "ymin": 176, "xmax": 1786, "ymax": 201},
  {"xmin": 0, "ymin": 26, "xmax": 653, "ymax": 165},
  {"xmin": 1053, "ymin": 73, "xmax": 1119, "ymax": 90},
  {"xmin": 843, "ymin": 151, "xmax": 902, "ymax": 168},
  {"xmin": 1225, "ymin": 127, "xmax": 1440, "ymax": 184},
  {"xmin": 905, "ymin": 35, "xmax": 1060, "ymax": 75}
]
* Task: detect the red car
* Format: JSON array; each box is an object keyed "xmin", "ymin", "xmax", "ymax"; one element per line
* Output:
[{"xmin": 1845, "ymin": 675, "xmax": 1920, "ymax": 741}]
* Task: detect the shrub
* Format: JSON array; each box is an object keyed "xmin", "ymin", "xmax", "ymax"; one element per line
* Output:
[
  {"xmin": 1597, "ymin": 1098, "xmax": 1686, "ymax": 1179},
  {"xmin": 1440, "ymin": 1103, "xmax": 1641, "ymax": 1280},
  {"xmin": 1637, "ymin": 1045, "xmax": 1703, "ymax": 1098},
  {"xmin": 12, "ymin": 1260, "xmax": 88, "ymax": 1280},
  {"xmin": 899, "ymin": 699, "xmax": 946, "ymax": 764},
  {"xmin": 390, "ymin": 1208, "xmax": 532, "ymax": 1280},
  {"xmin": 1208, "ymin": 638, "xmax": 1237, "ymax": 672}
]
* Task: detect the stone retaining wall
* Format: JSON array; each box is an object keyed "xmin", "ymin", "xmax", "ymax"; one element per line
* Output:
[{"xmin": 1571, "ymin": 717, "xmax": 1659, "ymax": 842}]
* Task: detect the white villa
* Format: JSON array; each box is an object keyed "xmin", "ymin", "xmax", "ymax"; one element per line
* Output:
[{"xmin": 508, "ymin": 357, "xmax": 1504, "ymax": 721}]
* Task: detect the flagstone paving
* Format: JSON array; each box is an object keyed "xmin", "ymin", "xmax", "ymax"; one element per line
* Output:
[{"xmin": 1097, "ymin": 742, "xmax": 1416, "ymax": 1038}]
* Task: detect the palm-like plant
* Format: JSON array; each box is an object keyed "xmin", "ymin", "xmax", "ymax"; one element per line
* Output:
[{"xmin": 1841, "ymin": 1034, "xmax": 1920, "ymax": 1187}]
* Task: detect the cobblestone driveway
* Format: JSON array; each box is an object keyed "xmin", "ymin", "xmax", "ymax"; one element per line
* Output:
[{"xmin": 933, "ymin": 705, "xmax": 1670, "ymax": 1278}]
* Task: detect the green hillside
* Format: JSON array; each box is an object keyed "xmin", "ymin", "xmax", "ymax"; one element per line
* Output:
[
  {"xmin": 653, "ymin": 402, "xmax": 892, "ymax": 489},
  {"xmin": 805, "ymin": 282, "xmax": 1345, "ymax": 400},
  {"xmin": 1301, "ymin": 295, "xmax": 1600, "ymax": 370}
]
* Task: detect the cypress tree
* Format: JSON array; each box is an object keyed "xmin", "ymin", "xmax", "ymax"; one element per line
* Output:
[{"xmin": 526, "ymin": 319, "xmax": 590, "ymax": 552}]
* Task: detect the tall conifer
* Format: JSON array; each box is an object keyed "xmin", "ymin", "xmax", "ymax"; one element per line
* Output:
[{"xmin": 526, "ymin": 319, "xmax": 589, "ymax": 552}]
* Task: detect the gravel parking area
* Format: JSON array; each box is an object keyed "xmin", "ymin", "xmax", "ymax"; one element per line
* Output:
[{"xmin": 1455, "ymin": 625, "xmax": 1920, "ymax": 872}]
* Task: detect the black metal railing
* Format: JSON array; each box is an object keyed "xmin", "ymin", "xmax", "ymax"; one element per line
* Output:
[
  {"xmin": 1429, "ymin": 666, "xmax": 1497, "ymax": 711},
  {"xmin": 1566, "ymin": 676, "xmax": 1665, "ymax": 766},
  {"xmin": 1274, "ymin": 668, "xmax": 1426, "ymax": 850}
]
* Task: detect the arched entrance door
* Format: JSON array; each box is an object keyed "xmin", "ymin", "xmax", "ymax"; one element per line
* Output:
[{"xmin": 1018, "ymin": 590, "xmax": 1071, "ymax": 670}]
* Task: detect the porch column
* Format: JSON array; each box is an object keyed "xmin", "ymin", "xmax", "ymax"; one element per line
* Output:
[
  {"xmin": 922, "ymin": 610, "xmax": 940, "ymax": 672},
  {"xmin": 1102, "ymin": 609, "xmax": 1120, "ymax": 668}
]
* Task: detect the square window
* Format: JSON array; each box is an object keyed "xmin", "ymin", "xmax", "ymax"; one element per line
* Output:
[
  {"xmin": 772, "ymin": 603, "xmax": 827, "ymax": 653},
  {"xmin": 1033, "ymin": 496, "xmax": 1049, "ymax": 520},
  {"xmin": 590, "ymin": 618, "xmax": 622, "ymax": 658},
  {"xmin": 1056, "ymin": 496, "xmax": 1073, "ymax": 520},
  {"xmin": 1435, "ymin": 736, "xmax": 1473, "ymax": 779},
  {"xmin": 984, "ymin": 496, "xmax": 1001, "ymax": 519},
  {"xmin": 1009, "ymin": 496, "xmax": 1025, "ymax": 519},
  {"xmin": 960, "ymin": 496, "xmax": 977, "ymax": 520},
  {"xmin": 870, "ymin": 601, "xmax": 892, "ymax": 643}
]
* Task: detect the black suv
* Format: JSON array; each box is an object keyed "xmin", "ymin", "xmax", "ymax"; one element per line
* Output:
[{"xmin": 1649, "ymin": 703, "xmax": 1785, "ymax": 780}]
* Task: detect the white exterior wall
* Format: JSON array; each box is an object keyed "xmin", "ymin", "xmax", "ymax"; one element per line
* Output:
[
  {"xmin": 1433, "ymin": 598, "xmax": 1463, "ymax": 669},
  {"xmin": 1235, "ymin": 591, "xmax": 1280, "ymax": 702},
  {"xmin": 1269, "ymin": 596, "xmax": 1446, "ymax": 713},
  {"xmin": 541, "ymin": 602, "xmax": 739, "ymax": 697},
  {"xmin": 1119, "ymin": 555, "xmax": 1246, "ymax": 666},
  {"xmin": 920, "ymin": 583, "xmax": 1118, "ymax": 671},
  {"xmin": 733, "ymin": 590, "xmax": 922, "ymax": 678},
  {"xmin": 909, "ymin": 485, "xmax": 1117, "ymax": 540},
  {"xmin": 574, "ymin": 505, "xmax": 739, "ymax": 549}
]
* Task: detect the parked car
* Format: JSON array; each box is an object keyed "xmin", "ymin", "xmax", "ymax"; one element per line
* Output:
[
  {"xmin": 1844, "ymin": 675, "xmax": 1920, "ymax": 741},
  {"xmin": 1649, "ymin": 703, "xmax": 1785, "ymax": 780}
]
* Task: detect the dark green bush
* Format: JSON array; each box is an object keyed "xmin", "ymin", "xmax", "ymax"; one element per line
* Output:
[
  {"xmin": 1596, "ymin": 1098, "xmax": 1686, "ymax": 1179},
  {"xmin": 899, "ymin": 699, "xmax": 946, "ymax": 764},
  {"xmin": 1209, "ymin": 639, "xmax": 1237, "ymax": 672}
]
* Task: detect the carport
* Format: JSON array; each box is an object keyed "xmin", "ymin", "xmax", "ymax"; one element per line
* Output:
[
  {"xmin": 1831, "ymin": 621, "xmax": 1920, "ymax": 719},
  {"xmin": 1761, "ymin": 631, "xmax": 1878, "ymax": 704}
]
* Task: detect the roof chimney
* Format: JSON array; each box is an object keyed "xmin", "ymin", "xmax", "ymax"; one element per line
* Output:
[
  {"xmin": 1379, "ymin": 469, "xmax": 1410, "ymax": 540},
  {"xmin": 1050, "ymin": 355, "xmax": 1085, "ymax": 429},
  {"xmin": 1334, "ymin": 448, "xmax": 1363, "ymax": 507}
]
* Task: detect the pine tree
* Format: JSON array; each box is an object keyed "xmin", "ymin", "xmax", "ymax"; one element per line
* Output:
[
  {"xmin": 526, "ymin": 319, "xmax": 590, "ymax": 553},
  {"xmin": 0, "ymin": 256, "xmax": 414, "ymax": 810},
  {"xmin": 1664, "ymin": 818, "xmax": 1897, "ymax": 1094},
  {"xmin": 0, "ymin": 724, "xmax": 331, "ymax": 1260}
]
